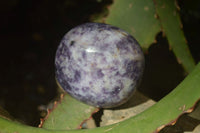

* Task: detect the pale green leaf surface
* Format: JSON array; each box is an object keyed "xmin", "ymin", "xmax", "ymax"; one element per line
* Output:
[
  {"xmin": 1, "ymin": 63, "xmax": 200, "ymax": 133},
  {"xmin": 105, "ymin": 0, "xmax": 161, "ymax": 49},
  {"xmin": 41, "ymin": 93, "xmax": 96, "ymax": 130},
  {"xmin": 103, "ymin": 0, "xmax": 195, "ymax": 73},
  {"xmin": 0, "ymin": 1, "xmax": 198, "ymax": 132},
  {"xmin": 154, "ymin": 0, "xmax": 195, "ymax": 72}
]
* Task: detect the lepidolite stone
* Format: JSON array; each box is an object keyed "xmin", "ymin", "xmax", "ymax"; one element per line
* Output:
[{"xmin": 55, "ymin": 23, "xmax": 145, "ymax": 108}]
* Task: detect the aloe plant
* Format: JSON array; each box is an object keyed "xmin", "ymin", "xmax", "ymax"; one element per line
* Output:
[
  {"xmin": 101, "ymin": 0, "xmax": 195, "ymax": 73},
  {"xmin": 0, "ymin": 0, "xmax": 199, "ymax": 133},
  {"xmin": 0, "ymin": 62, "xmax": 200, "ymax": 133}
]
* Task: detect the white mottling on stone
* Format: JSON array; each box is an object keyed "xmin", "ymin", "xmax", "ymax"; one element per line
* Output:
[{"xmin": 55, "ymin": 23, "xmax": 145, "ymax": 108}]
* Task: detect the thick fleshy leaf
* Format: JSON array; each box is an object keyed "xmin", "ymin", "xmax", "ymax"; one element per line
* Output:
[
  {"xmin": 154, "ymin": 0, "xmax": 195, "ymax": 73},
  {"xmin": 105, "ymin": 0, "xmax": 161, "ymax": 50},
  {"xmin": 0, "ymin": 1, "xmax": 198, "ymax": 132},
  {"xmin": 40, "ymin": 93, "xmax": 97, "ymax": 130},
  {"xmin": 0, "ymin": 62, "xmax": 200, "ymax": 133},
  {"xmin": 98, "ymin": 0, "xmax": 195, "ymax": 73},
  {"xmin": 100, "ymin": 91, "xmax": 156, "ymax": 126}
]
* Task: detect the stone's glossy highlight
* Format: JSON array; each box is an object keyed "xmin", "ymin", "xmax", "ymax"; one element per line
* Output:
[{"xmin": 55, "ymin": 23, "xmax": 145, "ymax": 108}]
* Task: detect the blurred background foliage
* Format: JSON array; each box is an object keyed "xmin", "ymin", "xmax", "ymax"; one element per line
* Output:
[{"xmin": 0, "ymin": 0, "xmax": 200, "ymax": 127}]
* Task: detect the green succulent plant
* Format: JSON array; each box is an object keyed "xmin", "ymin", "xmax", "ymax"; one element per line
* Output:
[{"xmin": 0, "ymin": 0, "xmax": 199, "ymax": 133}]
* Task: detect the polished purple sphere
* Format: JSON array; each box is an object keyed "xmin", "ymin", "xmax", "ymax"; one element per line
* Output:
[{"xmin": 55, "ymin": 23, "xmax": 144, "ymax": 108}]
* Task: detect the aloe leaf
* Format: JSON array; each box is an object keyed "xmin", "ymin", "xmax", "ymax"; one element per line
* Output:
[
  {"xmin": 40, "ymin": 93, "xmax": 97, "ymax": 130},
  {"xmin": 154, "ymin": 0, "xmax": 195, "ymax": 73},
  {"xmin": 100, "ymin": 91, "xmax": 156, "ymax": 126},
  {"xmin": 1, "ymin": 62, "xmax": 200, "ymax": 133},
  {"xmin": 105, "ymin": 0, "xmax": 161, "ymax": 50},
  {"xmin": 100, "ymin": 0, "xmax": 195, "ymax": 73}
]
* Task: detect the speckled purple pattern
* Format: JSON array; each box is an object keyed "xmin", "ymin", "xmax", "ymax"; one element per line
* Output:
[{"xmin": 55, "ymin": 23, "xmax": 144, "ymax": 108}]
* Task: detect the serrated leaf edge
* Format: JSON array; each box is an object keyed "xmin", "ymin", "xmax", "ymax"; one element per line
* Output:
[
  {"xmin": 38, "ymin": 93, "xmax": 65, "ymax": 128},
  {"xmin": 154, "ymin": 98, "xmax": 200, "ymax": 133}
]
